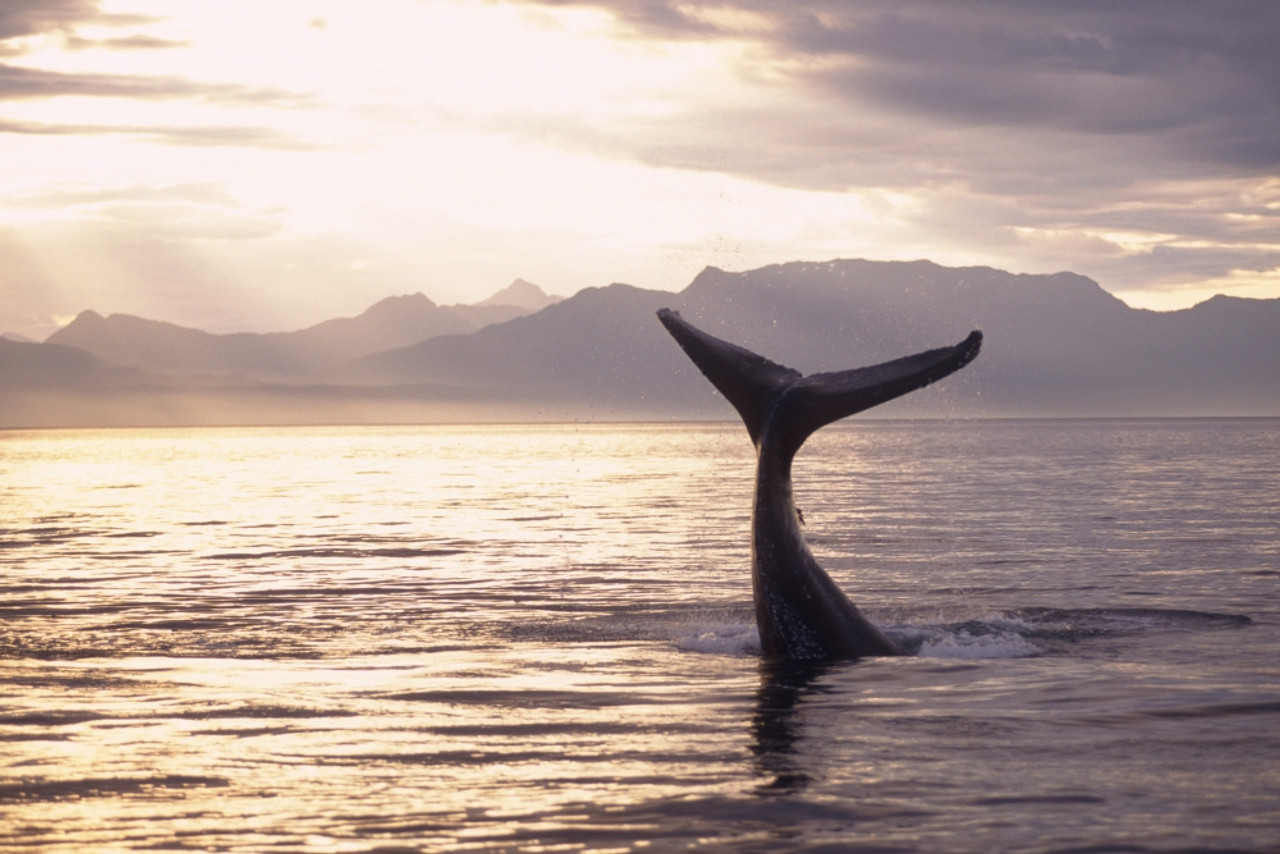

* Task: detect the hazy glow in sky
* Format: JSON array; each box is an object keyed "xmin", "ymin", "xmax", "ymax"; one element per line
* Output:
[{"xmin": 2, "ymin": 0, "xmax": 1278, "ymax": 337}]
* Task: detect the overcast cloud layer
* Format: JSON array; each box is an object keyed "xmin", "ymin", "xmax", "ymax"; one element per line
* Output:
[
  {"xmin": 518, "ymin": 0, "xmax": 1280, "ymax": 288},
  {"xmin": 1, "ymin": 0, "xmax": 1277, "ymax": 338}
]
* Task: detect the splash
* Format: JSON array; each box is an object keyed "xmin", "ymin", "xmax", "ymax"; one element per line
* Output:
[
  {"xmin": 917, "ymin": 629, "xmax": 1043, "ymax": 659},
  {"xmin": 675, "ymin": 624, "xmax": 760, "ymax": 656}
]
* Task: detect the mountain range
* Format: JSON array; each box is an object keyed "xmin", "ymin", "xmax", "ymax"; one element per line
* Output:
[
  {"xmin": 2, "ymin": 260, "xmax": 1277, "ymax": 427},
  {"xmin": 40, "ymin": 278, "xmax": 561, "ymax": 383}
]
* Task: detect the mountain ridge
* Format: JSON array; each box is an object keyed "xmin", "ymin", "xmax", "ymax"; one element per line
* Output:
[
  {"xmin": 44, "ymin": 280, "xmax": 560, "ymax": 382},
  {"xmin": 4, "ymin": 260, "xmax": 1277, "ymax": 427}
]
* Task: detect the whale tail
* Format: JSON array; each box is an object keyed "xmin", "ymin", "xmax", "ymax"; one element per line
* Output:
[{"xmin": 657, "ymin": 308, "xmax": 982, "ymax": 455}]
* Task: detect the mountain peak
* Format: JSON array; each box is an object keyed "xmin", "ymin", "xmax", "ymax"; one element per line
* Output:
[
  {"xmin": 46, "ymin": 309, "xmax": 110, "ymax": 343},
  {"xmin": 478, "ymin": 279, "xmax": 561, "ymax": 311},
  {"xmin": 65, "ymin": 309, "xmax": 106, "ymax": 326},
  {"xmin": 689, "ymin": 265, "xmax": 731, "ymax": 284},
  {"xmin": 359, "ymin": 292, "xmax": 438, "ymax": 319}
]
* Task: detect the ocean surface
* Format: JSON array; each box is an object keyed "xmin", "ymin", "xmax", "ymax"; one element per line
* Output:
[{"xmin": 1, "ymin": 419, "xmax": 1277, "ymax": 853}]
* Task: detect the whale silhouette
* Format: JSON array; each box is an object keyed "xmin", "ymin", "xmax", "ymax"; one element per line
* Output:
[{"xmin": 657, "ymin": 309, "xmax": 982, "ymax": 660}]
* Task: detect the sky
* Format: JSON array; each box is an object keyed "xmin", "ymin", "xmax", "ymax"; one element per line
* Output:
[{"xmin": 2, "ymin": 0, "xmax": 1278, "ymax": 339}]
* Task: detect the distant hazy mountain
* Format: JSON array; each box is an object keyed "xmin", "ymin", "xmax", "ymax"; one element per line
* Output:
[
  {"xmin": 5, "ymin": 260, "xmax": 1277, "ymax": 427},
  {"xmin": 44, "ymin": 281, "xmax": 558, "ymax": 382},
  {"xmin": 475, "ymin": 278, "xmax": 563, "ymax": 311},
  {"xmin": 0, "ymin": 337, "xmax": 146, "ymax": 389},
  {"xmin": 336, "ymin": 259, "xmax": 1280, "ymax": 418},
  {"xmin": 332, "ymin": 283, "xmax": 693, "ymax": 415}
]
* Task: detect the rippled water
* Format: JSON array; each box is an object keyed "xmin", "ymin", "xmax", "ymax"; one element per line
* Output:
[{"xmin": 2, "ymin": 420, "xmax": 1278, "ymax": 852}]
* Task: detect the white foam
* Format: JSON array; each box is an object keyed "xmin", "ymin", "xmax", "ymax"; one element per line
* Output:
[
  {"xmin": 983, "ymin": 613, "xmax": 1039, "ymax": 632},
  {"xmin": 918, "ymin": 629, "xmax": 1042, "ymax": 659},
  {"xmin": 676, "ymin": 620, "xmax": 1042, "ymax": 659},
  {"xmin": 676, "ymin": 624, "xmax": 760, "ymax": 656}
]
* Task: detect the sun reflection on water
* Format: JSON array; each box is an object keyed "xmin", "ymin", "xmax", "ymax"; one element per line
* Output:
[{"xmin": 2, "ymin": 421, "xmax": 1278, "ymax": 851}]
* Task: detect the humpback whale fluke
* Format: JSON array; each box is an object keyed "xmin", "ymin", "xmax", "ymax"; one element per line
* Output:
[{"xmin": 657, "ymin": 309, "xmax": 982, "ymax": 660}]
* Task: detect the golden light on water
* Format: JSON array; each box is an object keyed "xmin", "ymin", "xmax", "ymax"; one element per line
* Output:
[{"xmin": 3, "ymin": 422, "xmax": 1279, "ymax": 849}]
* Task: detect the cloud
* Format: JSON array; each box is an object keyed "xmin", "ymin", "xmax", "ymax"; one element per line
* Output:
[
  {"xmin": 0, "ymin": 0, "xmax": 159, "ymax": 57},
  {"xmin": 62, "ymin": 34, "xmax": 190, "ymax": 51},
  {"xmin": 496, "ymin": 0, "xmax": 1280, "ymax": 305},
  {"xmin": 0, "ymin": 4, "xmax": 316, "ymax": 157},
  {"xmin": 13, "ymin": 181, "xmax": 284, "ymax": 240},
  {"xmin": 0, "ymin": 115, "xmax": 315, "ymax": 149},
  {"xmin": 13, "ymin": 181, "xmax": 243, "ymax": 209},
  {"xmin": 514, "ymin": 1, "xmax": 1279, "ymax": 187},
  {"xmin": 92, "ymin": 203, "xmax": 282, "ymax": 241},
  {"xmin": 1, "ymin": 2, "xmax": 312, "ymax": 112},
  {"xmin": 0, "ymin": 0, "xmax": 101, "ymax": 40},
  {"xmin": 12, "ymin": 180, "xmax": 282, "ymax": 227},
  {"xmin": 0, "ymin": 61, "xmax": 311, "ymax": 105}
]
